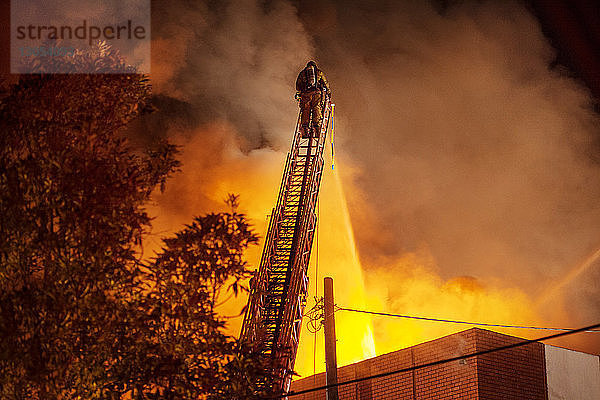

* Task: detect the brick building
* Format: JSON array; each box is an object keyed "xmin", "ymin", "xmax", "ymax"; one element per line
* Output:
[{"xmin": 290, "ymin": 328, "xmax": 600, "ymax": 399}]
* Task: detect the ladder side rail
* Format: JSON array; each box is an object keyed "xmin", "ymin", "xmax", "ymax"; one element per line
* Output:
[
  {"xmin": 277, "ymin": 161, "xmax": 321, "ymax": 375},
  {"xmin": 285, "ymin": 97, "xmax": 331, "ymax": 308},
  {"xmin": 240, "ymin": 114, "xmax": 301, "ymax": 343},
  {"xmin": 250, "ymin": 118, "xmax": 305, "ymax": 359},
  {"xmin": 241, "ymin": 145, "xmax": 292, "ymax": 343},
  {"xmin": 240, "ymin": 205, "xmax": 279, "ymax": 341},
  {"xmin": 278, "ymin": 99, "xmax": 329, "ymax": 335},
  {"xmin": 275, "ymin": 98, "xmax": 332, "ymax": 386},
  {"xmin": 282, "ymin": 97, "xmax": 331, "ymax": 371},
  {"xmin": 270, "ymin": 124, "xmax": 315, "ymax": 357}
]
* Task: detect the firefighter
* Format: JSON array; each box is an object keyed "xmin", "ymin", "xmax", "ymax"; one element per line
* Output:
[{"xmin": 295, "ymin": 61, "xmax": 330, "ymax": 137}]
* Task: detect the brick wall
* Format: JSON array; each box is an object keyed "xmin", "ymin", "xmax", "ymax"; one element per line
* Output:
[
  {"xmin": 413, "ymin": 328, "xmax": 478, "ymax": 399},
  {"xmin": 290, "ymin": 370, "xmax": 326, "ymax": 400},
  {"xmin": 474, "ymin": 329, "xmax": 547, "ymax": 400},
  {"xmin": 290, "ymin": 328, "xmax": 548, "ymax": 399}
]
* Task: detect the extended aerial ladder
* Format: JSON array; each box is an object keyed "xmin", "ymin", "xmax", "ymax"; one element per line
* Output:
[{"xmin": 240, "ymin": 95, "xmax": 333, "ymax": 394}]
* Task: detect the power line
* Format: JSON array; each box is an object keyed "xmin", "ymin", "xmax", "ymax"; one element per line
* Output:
[
  {"xmin": 336, "ymin": 306, "xmax": 600, "ymax": 333},
  {"xmin": 266, "ymin": 322, "xmax": 600, "ymax": 399}
]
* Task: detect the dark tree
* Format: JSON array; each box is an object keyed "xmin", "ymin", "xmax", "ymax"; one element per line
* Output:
[
  {"xmin": 137, "ymin": 195, "xmax": 270, "ymax": 399},
  {"xmin": 0, "ymin": 43, "xmax": 265, "ymax": 399}
]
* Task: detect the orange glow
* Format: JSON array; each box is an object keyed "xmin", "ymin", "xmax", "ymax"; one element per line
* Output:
[
  {"xmin": 148, "ymin": 122, "xmax": 548, "ymax": 382},
  {"xmin": 295, "ymin": 157, "xmax": 543, "ymax": 378},
  {"xmin": 294, "ymin": 162, "xmax": 377, "ymax": 378},
  {"xmin": 147, "ymin": 123, "xmax": 286, "ymax": 334},
  {"xmin": 363, "ymin": 250, "xmax": 542, "ymax": 356},
  {"xmin": 148, "ymin": 125, "xmax": 378, "ymax": 377}
]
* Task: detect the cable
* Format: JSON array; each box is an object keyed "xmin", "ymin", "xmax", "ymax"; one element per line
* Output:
[
  {"xmin": 330, "ymin": 103, "xmax": 335, "ymax": 170},
  {"xmin": 336, "ymin": 306, "xmax": 600, "ymax": 333},
  {"xmin": 265, "ymin": 322, "xmax": 600, "ymax": 399},
  {"xmin": 312, "ymin": 199, "xmax": 320, "ymax": 381},
  {"xmin": 305, "ymin": 297, "xmax": 324, "ymax": 334}
]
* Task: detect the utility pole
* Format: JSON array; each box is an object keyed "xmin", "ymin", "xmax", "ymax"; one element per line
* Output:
[{"xmin": 323, "ymin": 277, "xmax": 339, "ymax": 400}]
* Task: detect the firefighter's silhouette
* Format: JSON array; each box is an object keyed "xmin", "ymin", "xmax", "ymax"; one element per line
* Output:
[{"xmin": 295, "ymin": 61, "xmax": 331, "ymax": 138}]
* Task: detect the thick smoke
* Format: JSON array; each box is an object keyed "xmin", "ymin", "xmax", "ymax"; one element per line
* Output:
[
  {"xmin": 303, "ymin": 0, "xmax": 600, "ymax": 339},
  {"xmin": 149, "ymin": 0, "xmax": 312, "ymax": 150},
  {"xmin": 143, "ymin": 0, "xmax": 600, "ymax": 360},
  {"xmin": 141, "ymin": 0, "xmax": 315, "ymax": 239}
]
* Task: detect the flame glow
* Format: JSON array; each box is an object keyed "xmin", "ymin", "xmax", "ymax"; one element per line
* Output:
[
  {"xmin": 362, "ymin": 251, "xmax": 542, "ymax": 356},
  {"xmin": 148, "ymin": 124, "xmax": 549, "ymax": 380},
  {"xmin": 294, "ymin": 162, "xmax": 377, "ymax": 377}
]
